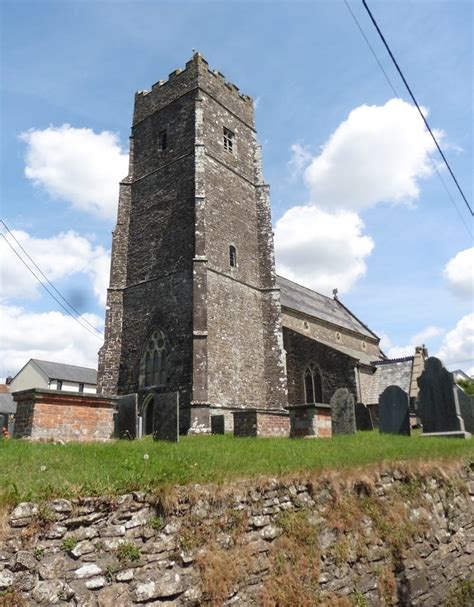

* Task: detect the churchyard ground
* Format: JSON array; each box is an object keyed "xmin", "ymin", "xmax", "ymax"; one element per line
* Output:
[{"xmin": 1, "ymin": 432, "xmax": 472, "ymax": 510}]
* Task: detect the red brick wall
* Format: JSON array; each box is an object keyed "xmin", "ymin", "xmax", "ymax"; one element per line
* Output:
[
  {"xmin": 13, "ymin": 390, "xmax": 116, "ymax": 442},
  {"xmin": 233, "ymin": 410, "xmax": 290, "ymax": 438},
  {"xmin": 289, "ymin": 405, "xmax": 332, "ymax": 438}
]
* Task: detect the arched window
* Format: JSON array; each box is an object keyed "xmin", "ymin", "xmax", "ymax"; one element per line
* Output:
[
  {"xmin": 229, "ymin": 245, "xmax": 237, "ymax": 267},
  {"xmin": 140, "ymin": 329, "xmax": 168, "ymax": 388},
  {"xmin": 304, "ymin": 363, "xmax": 324, "ymax": 404}
]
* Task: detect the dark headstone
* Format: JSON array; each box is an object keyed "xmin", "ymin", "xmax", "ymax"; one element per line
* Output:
[
  {"xmin": 355, "ymin": 402, "xmax": 373, "ymax": 431},
  {"xmin": 456, "ymin": 386, "xmax": 474, "ymax": 433},
  {"xmin": 211, "ymin": 415, "xmax": 225, "ymax": 434},
  {"xmin": 116, "ymin": 394, "xmax": 138, "ymax": 439},
  {"xmin": 330, "ymin": 388, "xmax": 356, "ymax": 435},
  {"xmin": 418, "ymin": 358, "xmax": 467, "ymax": 435},
  {"xmin": 153, "ymin": 392, "xmax": 179, "ymax": 442},
  {"xmin": 379, "ymin": 385, "xmax": 410, "ymax": 435}
]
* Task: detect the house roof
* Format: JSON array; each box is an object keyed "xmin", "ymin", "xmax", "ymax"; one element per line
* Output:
[
  {"xmin": 277, "ymin": 275, "xmax": 378, "ymax": 341},
  {"xmin": 0, "ymin": 392, "xmax": 16, "ymax": 414},
  {"xmin": 30, "ymin": 359, "xmax": 97, "ymax": 384}
]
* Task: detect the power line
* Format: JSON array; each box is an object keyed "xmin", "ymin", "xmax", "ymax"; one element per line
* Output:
[
  {"xmin": 1, "ymin": 219, "xmax": 103, "ymax": 336},
  {"xmin": 362, "ymin": 0, "xmax": 473, "ymax": 217},
  {"xmin": 343, "ymin": 0, "xmax": 472, "ymax": 238},
  {"xmin": 344, "ymin": 0, "xmax": 399, "ymax": 99},
  {"xmin": 1, "ymin": 233, "xmax": 103, "ymax": 341}
]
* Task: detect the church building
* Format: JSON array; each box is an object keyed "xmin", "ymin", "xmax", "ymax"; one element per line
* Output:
[{"xmin": 97, "ymin": 54, "xmax": 400, "ymax": 435}]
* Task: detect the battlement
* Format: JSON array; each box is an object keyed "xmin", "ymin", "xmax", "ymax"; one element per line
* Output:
[{"xmin": 133, "ymin": 53, "xmax": 254, "ymax": 126}]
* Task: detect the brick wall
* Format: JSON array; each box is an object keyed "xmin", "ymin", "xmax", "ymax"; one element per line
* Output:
[
  {"xmin": 233, "ymin": 409, "xmax": 290, "ymax": 437},
  {"xmin": 288, "ymin": 404, "xmax": 332, "ymax": 438},
  {"xmin": 13, "ymin": 390, "xmax": 116, "ymax": 442}
]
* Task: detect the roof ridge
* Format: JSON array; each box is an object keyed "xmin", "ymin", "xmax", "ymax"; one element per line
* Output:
[
  {"xmin": 372, "ymin": 356, "xmax": 414, "ymax": 365},
  {"xmin": 333, "ymin": 298, "xmax": 380, "ymax": 342},
  {"xmin": 276, "ymin": 274, "xmax": 333, "ymax": 302},
  {"xmin": 32, "ymin": 359, "xmax": 97, "ymax": 372}
]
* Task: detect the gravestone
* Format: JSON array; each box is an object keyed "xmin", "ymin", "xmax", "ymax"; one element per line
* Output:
[
  {"xmin": 116, "ymin": 394, "xmax": 138, "ymax": 439},
  {"xmin": 355, "ymin": 402, "xmax": 373, "ymax": 431},
  {"xmin": 153, "ymin": 391, "xmax": 179, "ymax": 442},
  {"xmin": 211, "ymin": 415, "xmax": 225, "ymax": 435},
  {"xmin": 378, "ymin": 385, "xmax": 410, "ymax": 435},
  {"xmin": 455, "ymin": 386, "xmax": 474, "ymax": 433},
  {"xmin": 330, "ymin": 388, "xmax": 356, "ymax": 435},
  {"xmin": 418, "ymin": 357, "xmax": 469, "ymax": 437}
]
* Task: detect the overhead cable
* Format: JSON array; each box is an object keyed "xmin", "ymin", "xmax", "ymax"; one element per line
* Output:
[{"xmin": 362, "ymin": 0, "xmax": 473, "ymax": 217}]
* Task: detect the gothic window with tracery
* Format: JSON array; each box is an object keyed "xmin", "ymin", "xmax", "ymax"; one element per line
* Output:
[
  {"xmin": 304, "ymin": 363, "xmax": 324, "ymax": 404},
  {"xmin": 140, "ymin": 329, "xmax": 168, "ymax": 388}
]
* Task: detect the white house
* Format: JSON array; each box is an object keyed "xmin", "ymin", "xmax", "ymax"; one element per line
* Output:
[{"xmin": 9, "ymin": 359, "xmax": 97, "ymax": 394}]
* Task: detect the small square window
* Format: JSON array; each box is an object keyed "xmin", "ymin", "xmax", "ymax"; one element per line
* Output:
[
  {"xmin": 158, "ymin": 130, "xmax": 167, "ymax": 151},
  {"xmin": 223, "ymin": 127, "xmax": 234, "ymax": 153}
]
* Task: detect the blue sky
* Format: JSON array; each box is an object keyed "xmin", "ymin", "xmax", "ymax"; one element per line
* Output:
[{"xmin": 1, "ymin": 0, "xmax": 472, "ymax": 378}]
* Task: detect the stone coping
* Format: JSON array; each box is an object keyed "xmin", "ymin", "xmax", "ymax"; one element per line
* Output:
[
  {"xmin": 231, "ymin": 408, "xmax": 289, "ymax": 417},
  {"xmin": 12, "ymin": 388, "xmax": 118, "ymax": 408},
  {"xmin": 421, "ymin": 431, "xmax": 471, "ymax": 439},
  {"xmin": 286, "ymin": 403, "xmax": 332, "ymax": 410}
]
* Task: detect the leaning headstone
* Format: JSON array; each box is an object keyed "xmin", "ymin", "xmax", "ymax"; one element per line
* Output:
[
  {"xmin": 116, "ymin": 394, "xmax": 138, "ymax": 439},
  {"xmin": 355, "ymin": 402, "xmax": 373, "ymax": 431},
  {"xmin": 211, "ymin": 415, "xmax": 225, "ymax": 435},
  {"xmin": 455, "ymin": 386, "xmax": 474, "ymax": 434},
  {"xmin": 330, "ymin": 388, "xmax": 356, "ymax": 435},
  {"xmin": 378, "ymin": 386, "xmax": 410, "ymax": 435},
  {"xmin": 153, "ymin": 391, "xmax": 179, "ymax": 442},
  {"xmin": 418, "ymin": 357, "xmax": 470, "ymax": 438}
]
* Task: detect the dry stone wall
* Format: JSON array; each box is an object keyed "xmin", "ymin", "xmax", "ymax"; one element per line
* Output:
[{"xmin": 1, "ymin": 464, "xmax": 473, "ymax": 606}]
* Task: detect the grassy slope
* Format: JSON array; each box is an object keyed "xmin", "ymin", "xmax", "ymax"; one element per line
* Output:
[{"xmin": 1, "ymin": 432, "xmax": 473, "ymax": 507}]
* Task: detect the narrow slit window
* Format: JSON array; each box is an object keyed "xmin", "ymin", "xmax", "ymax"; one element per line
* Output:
[
  {"xmin": 158, "ymin": 129, "xmax": 167, "ymax": 151},
  {"xmin": 223, "ymin": 127, "xmax": 234, "ymax": 153},
  {"xmin": 229, "ymin": 245, "xmax": 237, "ymax": 267}
]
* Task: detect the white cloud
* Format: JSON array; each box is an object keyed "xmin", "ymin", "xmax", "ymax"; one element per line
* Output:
[
  {"xmin": 20, "ymin": 124, "xmax": 128, "ymax": 219},
  {"xmin": 303, "ymin": 98, "xmax": 440, "ymax": 212},
  {"xmin": 288, "ymin": 143, "xmax": 312, "ymax": 177},
  {"xmin": 380, "ymin": 326, "xmax": 444, "ymax": 359},
  {"xmin": 436, "ymin": 313, "xmax": 474, "ymax": 373},
  {"xmin": 274, "ymin": 205, "xmax": 374, "ymax": 295},
  {"xmin": 0, "ymin": 229, "xmax": 110, "ymax": 306},
  {"xmin": 0, "ymin": 304, "xmax": 103, "ymax": 378},
  {"xmin": 443, "ymin": 247, "xmax": 474, "ymax": 300}
]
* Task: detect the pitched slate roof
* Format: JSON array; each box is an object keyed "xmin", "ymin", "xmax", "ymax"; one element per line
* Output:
[
  {"xmin": 277, "ymin": 275, "xmax": 377, "ymax": 340},
  {"xmin": 31, "ymin": 359, "xmax": 97, "ymax": 384},
  {"xmin": 0, "ymin": 392, "xmax": 16, "ymax": 414}
]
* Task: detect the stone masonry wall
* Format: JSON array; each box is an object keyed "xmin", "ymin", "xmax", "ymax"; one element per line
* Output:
[
  {"xmin": 12, "ymin": 390, "xmax": 116, "ymax": 442},
  {"xmin": 281, "ymin": 308, "xmax": 381, "ymax": 361},
  {"xmin": 1, "ymin": 463, "xmax": 472, "ymax": 606},
  {"xmin": 284, "ymin": 327, "xmax": 357, "ymax": 406}
]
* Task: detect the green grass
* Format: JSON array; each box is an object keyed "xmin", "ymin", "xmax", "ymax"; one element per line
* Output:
[{"xmin": 1, "ymin": 432, "xmax": 472, "ymax": 509}]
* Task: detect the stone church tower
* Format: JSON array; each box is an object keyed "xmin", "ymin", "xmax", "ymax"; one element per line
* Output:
[{"xmin": 98, "ymin": 54, "xmax": 288, "ymax": 432}]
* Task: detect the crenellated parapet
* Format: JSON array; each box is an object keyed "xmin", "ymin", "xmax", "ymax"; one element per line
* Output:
[{"xmin": 133, "ymin": 53, "xmax": 254, "ymax": 128}]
